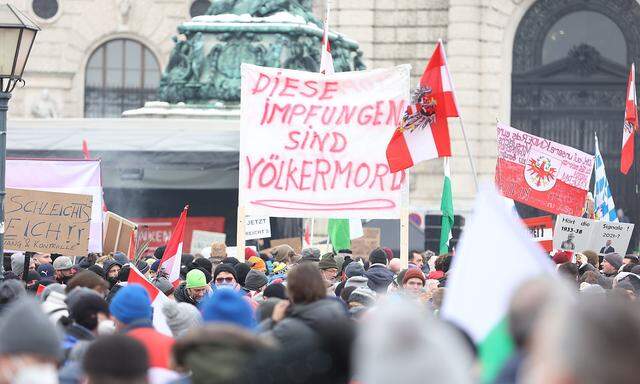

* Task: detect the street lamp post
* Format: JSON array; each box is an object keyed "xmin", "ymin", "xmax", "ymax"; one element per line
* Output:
[{"xmin": 0, "ymin": 5, "xmax": 39, "ymax": 276}]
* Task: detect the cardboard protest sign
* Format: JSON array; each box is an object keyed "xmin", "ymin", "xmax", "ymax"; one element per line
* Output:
[
  {"xmin": 523, "ymin": 216, "xmax": 553, "ymax": 252},
  {"xmin": 350, "ymin": 227, "xmax": 381, "ymax": 258},
  {"xmin": 4, "ymin": 188, "xmax": 92, "ymax": 255},
  {"xmin": 270, "ymin": 237, "xmax": 303, "ymax": 254},
  {"xmin": 7, "ymin": 159, "xmax": 104, "ymax": 252},
  {"xmin": 103, "ymin": 211, "xmax": 137, "ymax": 255},
  {"xmin": 553, "ymin": 214, "xmax": 634, "ymax": 254},
  {"xmin": 495, "ymin": 123, "xmax": 594, "ymax": 216},
  {"xmin": 191, "ymin": 230, "xmax": 226, "ymax": 254},
  {"xmin": 245, "ymin": 216, "xmax": 271, "ymax": 240},
  {"xmin": 239, "ymin": 64, "xmax": 410, "ymax": 219}
]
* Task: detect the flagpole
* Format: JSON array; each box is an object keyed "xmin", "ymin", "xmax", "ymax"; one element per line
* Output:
[
  {"xmin": 458, "ymin": 117, "xmax": 479, "ymax": 190},
  {"xmin": 310, "ymin": 218, "xmax": 315, "ymax": 246},
  {"xmin": 400, "ymin": 170, "xmax": 410, "ymax": 269}
]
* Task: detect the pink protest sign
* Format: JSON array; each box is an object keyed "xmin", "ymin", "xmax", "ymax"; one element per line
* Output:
[
  {"xmin": 495, "ymin": 123, "xmax": 594, "ymax": 216},
  {"xmin": 239, "ymin": 64, "xmax": 410, "ymax": 219}
]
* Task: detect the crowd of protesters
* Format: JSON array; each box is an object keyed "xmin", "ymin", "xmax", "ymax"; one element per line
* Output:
[{"xmin": 1, "ymin": 242, "xmax": 640, "ymax": 384}]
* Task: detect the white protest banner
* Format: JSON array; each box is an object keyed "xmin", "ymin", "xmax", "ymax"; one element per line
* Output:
[
  {"xmin": 239, "ymin": 64, "xmax": 410, "ymax": 219},
  {"xmin": 553, "ymin": 214, "xmax": 635, "ymax": 253},
  {"xmin": 245, "ymin": 216, "xmax": 271, "ymax": 240},
  {"xmin": 7, "ymin": 159, "xmax": 104, "ymax": 252}
]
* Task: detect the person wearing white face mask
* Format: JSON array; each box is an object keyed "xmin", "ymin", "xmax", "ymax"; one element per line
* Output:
[
  {"xmin": 213, "ymin": 264, "xmax": 240, "ymax": 291},
  {"xmin": 0, "ymin": 298, "xmax": 62, "ymax": 384}
]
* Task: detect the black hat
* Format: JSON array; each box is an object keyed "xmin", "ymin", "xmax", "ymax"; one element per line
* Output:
[
  {"xmin": 193, "ymin": 257, "xmax": 213, "ymax": 274},
  {"xmin": 222, "ymin": 257, "xmax": 240, "ymax": 266},
  {"xmin": 263, "ymin": 283, "xmax": 287, "ymax": 299},
  {"xmin": 369, "ymin": 248, "xmax": 388, "ymax": 266},
  {"xmin": 154, "ymin": 246, "xmax": 166, "ymax": 260},
  {"xmin": 87, "ymin": 264, "xmax": 104, "ymax": 277},
  {"xmin": 135, "ymin": 260, "xmax": 150, "ymax": 275},
  {"xmin": 234, "ymin": 263, "xmax": 251, "ymax": 286},
  {"xmin": 69, "ymin": 292, "xmax": 109, "ymax": 331},
  {"xmin": 213, "ymin": 263, "xmax": 238, "ymax": 283}
]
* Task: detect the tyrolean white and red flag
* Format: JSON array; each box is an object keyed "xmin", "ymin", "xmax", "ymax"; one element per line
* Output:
[
  {"xmin": 622, "ymin": 63, "xmax": 637, "ymax": 175},
  {"xmin": 386, "ymin": 40, "xmax": 459, "ymax": 172},
  {"xmin": 159, "ymin": 206, "xmax": 188, "ymax": 287}
]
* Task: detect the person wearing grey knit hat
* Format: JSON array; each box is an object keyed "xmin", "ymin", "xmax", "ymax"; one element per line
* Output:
[
  {"xmin": 10, "ymin": 252, "xmax": 24, "ymax": 275},
  {"xmin": 0, "ymin": 298, "xmax": 63, "ymax": 382},
  {"xmin": 162, "ymin": 300, "xmax": 202, "ymax": 337},
  {"xmin": 349, "ymin": 287, "xmax": 377, "ymax": 307},
  {"xmin": 603, "ymin": 253, "xmax": 623, "ymax": 277},
  {"xmin": 345, "ymin": 262, "xmax": 365, "ymax": 278},
  {"xmin": 301, "ymin": 247, "xmax": 321, "ymax": 261},
  {"xmin": 153, "ymin": 276, "xmax": 175, "ymax": 297},
  {"xmin": 244, "ymin": 269, "xmax": 268, "ymax": 292},
  {"xmin": 345, "ymin": 276, "xmax": 369, "ymax": 289}
]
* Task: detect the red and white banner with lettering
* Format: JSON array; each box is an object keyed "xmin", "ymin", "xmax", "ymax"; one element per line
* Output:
[
  {"xmin": 239, "ymin": 64, "xmax": 410, "ymax": 218},
  {"xmin": 495, "ymin": 123, "xmax": 594, "ymax": 216}
]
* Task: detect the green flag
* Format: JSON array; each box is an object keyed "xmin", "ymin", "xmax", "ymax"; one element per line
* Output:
[
  {"xmin": 328, "ymin": 219, "xmax": 363, "ymax": 252},
  {"xmin": 439, "ymin": 158, "xmax": 454, "ymax": 254},
  {"xmin": 328, "ymin": 219, "xmax": 351, "ymax": 252}
]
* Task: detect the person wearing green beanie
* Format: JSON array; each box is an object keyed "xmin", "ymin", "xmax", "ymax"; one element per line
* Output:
[{"xmin": 175, "ymin": 269, "xmax": 210, "ymax": 306}]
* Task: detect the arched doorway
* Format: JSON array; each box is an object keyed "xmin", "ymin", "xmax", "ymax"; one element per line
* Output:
[{"xmin": 512, "ymin": 0, "xmax": 640, "ymax": 243}]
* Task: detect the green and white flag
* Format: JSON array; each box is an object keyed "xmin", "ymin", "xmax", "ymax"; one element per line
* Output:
[
  {"xmin": 439, "ymin": 157, "xmax": 454, "ymax": 254},
  {"xmin": 328, "ymin": 219, "xmax": 364, "ymax": 252},
  {"xmin": 441, "ymin": 184, "xmax": 554, "ymax": 383}
]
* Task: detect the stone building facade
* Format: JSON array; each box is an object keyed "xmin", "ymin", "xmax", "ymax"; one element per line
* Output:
[{"xmin": 7, "ymin": 0, "xmax": 639, "ymax": 221}]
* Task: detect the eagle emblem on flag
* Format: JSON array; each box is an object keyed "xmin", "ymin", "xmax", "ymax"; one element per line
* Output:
[
  {"xmin": 398, "ymin": 86, "xmax": 437, "ymax": 133},
  {"xmin": 525, "ymin": 156, "xmax": 557, "ymax": 191}
]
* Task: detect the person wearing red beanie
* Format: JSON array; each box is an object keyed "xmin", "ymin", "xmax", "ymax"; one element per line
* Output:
[
  {"xmin": 402, "ymin": 268, "xmax": 426, "ymax": 295},
  {"xmin": 245, "ymin": 247, "xmax": 258, "ymax": 259},
  {"xmin": 552, "ymin": 250, "xmax": 572, "ymax": 265}
]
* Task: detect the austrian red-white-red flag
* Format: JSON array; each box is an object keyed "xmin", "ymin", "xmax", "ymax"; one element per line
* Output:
[
  {"xmin": 319, "ymin": 3, "xmax": 334, "ymax": 75},
  {"xmin": 622, "ymin": 63, "xmax": 637, "ymax": 175},
  {"xmin": 128, "ymin": 266, "xmax": 172, "ymax": 336},
  {"xmin": 386, "ymin": 40, "xmax": 459, "ymax": 173},
  {"xmin": 159, "ymin": 206, "xmax": 188, "ymax": 286}
]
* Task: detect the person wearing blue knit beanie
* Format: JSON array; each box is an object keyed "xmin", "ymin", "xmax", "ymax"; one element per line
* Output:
[
  {"xmin": 109, "ymin": 284, "xmax": 152, "ymax": 326},
  {"xmin": 200, "ymin": 288, "xmax": 256, "ymax": 330}
]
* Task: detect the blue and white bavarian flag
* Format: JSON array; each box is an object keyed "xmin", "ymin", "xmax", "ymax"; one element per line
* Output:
[{"xmin": 594, "ymin": 134, "xmax": 618, "ymax": 222}]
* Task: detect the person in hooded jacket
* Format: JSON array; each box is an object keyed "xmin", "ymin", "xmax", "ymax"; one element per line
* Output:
[
  {"xmin": 105, "ymin": 265, "xmax": 131, "ymax": 304},
  {"xmin": 365, "ymin": 248, "xmax": 395, "ymax": 293},
  {"xmin": 259, "ymin": 263, "xmax": 349, "ymax": 348},
  {"xmin": 102, "ymin": 259, "xmax": 123, "ymax": 290}
]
